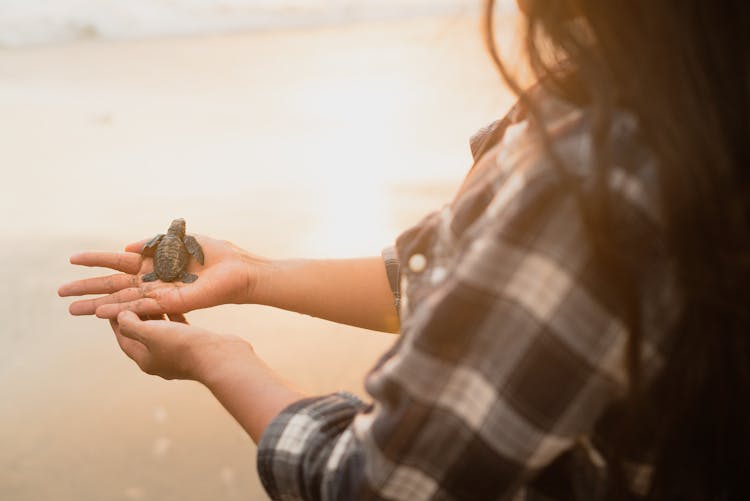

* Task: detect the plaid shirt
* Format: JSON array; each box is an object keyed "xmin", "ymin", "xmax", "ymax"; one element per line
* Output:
[{"xmin": 257, "ymin": 91, "xmax": 673, "ymax": 500}]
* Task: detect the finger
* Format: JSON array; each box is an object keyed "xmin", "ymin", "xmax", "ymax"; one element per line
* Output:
[
  {"xmin": 110, "ymin": 319, "xmax": 150, "ymax": 367},
  {"xmin": 168, "ymin": 313, "xmax": 189, "ymax": 324},
  {"xmin": 69, "ymin": 286, "xmax": 152, "ymax": 316},
  {"xmin": 117, "ymin": 310, "xmax": 191, "ymax": 344},
  {"xmin": 124, "ymin": 239, "xmax": 150, "ymax": 253},
  {"xmin": 69, "ymin": 251, "xmax": 143, "ymax": 274},
  {"xmin": 95, "ymin": 298, "xmax": 167, "ymax": 319},
  {"xmin": 58, "ymin": 273, "xmax": 138, "ymax": 297},
  {"xmin": 94, "ymin": 284, "xmax": 197, "ymax": 319}
]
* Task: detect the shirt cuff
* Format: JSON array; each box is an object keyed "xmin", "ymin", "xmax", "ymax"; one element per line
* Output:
[
  {"xmin": 381, "ymin": 246, "xmax": 401, "ymax": 314},
  {"xmin": 257, "ymin": 391, "xmax": 366, "ymax": 500}
]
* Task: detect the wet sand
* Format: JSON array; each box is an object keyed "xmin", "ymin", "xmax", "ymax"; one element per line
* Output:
[{"xmin": 0, "ymin": 12, "xmax": 518, "ymax": 500}]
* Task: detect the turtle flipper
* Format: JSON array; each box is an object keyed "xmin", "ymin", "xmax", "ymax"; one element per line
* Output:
[
  {"xmin": 142, "ymin": 234, "xmax": 165, "ymax": 257},
  {"xmin": 178, "ymin": 271, "xmax": 198, "ymax": 283},
  {"xmin": 183, "ymin": 235, "xmax": 204, "ymax": 265},
  {"xmin": 142, "ymin": 271, "xmax": 159, "ymax": 282}
]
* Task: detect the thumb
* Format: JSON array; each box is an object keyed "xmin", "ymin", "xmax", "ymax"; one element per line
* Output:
[
  {"xmin": 124, "ymin": 239, "xmax": 149, "ymax": 253},
  {"xmin": 117, "ymin": 310, "xmax": 151, "ymax": 345},
  {"xmin": 118, "ymin": 309, "xmax": 193, "ymax": 342}
]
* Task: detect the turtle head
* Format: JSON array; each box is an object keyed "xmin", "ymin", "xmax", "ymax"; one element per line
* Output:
[{"xmin": 168, "ymin": 218, "xmax": 186, "ymax": 238}]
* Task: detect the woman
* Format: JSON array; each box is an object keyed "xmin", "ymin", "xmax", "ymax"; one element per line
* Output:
[{"xmin": 59, "ymin": 0, "xmax": 749, "ymax": 499}]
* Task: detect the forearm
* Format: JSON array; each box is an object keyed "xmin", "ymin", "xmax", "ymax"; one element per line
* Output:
[
  {"xmin": 256, "ymin": 257, "xmax": 400, "ymax": 333},
  {"xmin": 201, "ymin": 342, "xmax": 306, "ymax": 444}
]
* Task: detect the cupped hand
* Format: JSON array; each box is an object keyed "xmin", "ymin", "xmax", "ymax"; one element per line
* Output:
[
  {"xmin": 110, "ymin": 310, "xmax": 254, "ymax": 382},
  {"xmin": 59, "ymin": 235, "xmax": 272, "ymax": 319}
]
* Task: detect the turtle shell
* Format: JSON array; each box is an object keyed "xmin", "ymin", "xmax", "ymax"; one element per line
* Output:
[{"xmin": 153, "ymin": 234, "xmax": 189, "ymax": 282}]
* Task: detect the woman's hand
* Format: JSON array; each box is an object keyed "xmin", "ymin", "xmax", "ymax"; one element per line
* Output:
[
  {"xmin": 112, "ymin": 310, "xmax": 305, "ymax": 443},
  {"xmin": 110, "ymin": 311, "xmax": 253, "ymax": 382},
  {"xmin": 59, "ymin": 235, "xmax": 274, "ymax": 319}
]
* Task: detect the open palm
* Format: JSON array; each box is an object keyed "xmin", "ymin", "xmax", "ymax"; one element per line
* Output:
[{"xmin": 59, "ymin": 235, "xmax": 270, "ymax": 319}]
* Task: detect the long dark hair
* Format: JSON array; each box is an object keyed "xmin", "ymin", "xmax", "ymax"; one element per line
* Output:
[{"xmin": 482, "ymin": 0, "xmax": 750, "ymax": 499}]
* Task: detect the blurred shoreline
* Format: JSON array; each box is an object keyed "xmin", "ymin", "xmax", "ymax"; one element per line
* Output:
[{"xmin": 0, "ymin": 0, "xmax": 508, "ymax": 48}]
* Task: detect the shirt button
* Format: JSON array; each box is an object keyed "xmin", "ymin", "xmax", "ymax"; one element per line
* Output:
[
  {"xmin": 431, "ymin": 266, "xmax": 447, "ymax": 284},
  {"xmin": 408, "ymin": 253, "xmax": 427, "ymax": 273}
]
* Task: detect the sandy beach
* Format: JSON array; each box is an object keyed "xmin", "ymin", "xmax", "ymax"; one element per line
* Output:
[{"xmin": 0, "ymin": 12, "xmax": 519, "ymax": 500}]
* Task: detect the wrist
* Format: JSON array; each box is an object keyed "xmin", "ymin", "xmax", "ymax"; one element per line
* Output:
[
  {"xmin": 192, "ymin": 333, "xmax": 256, "ymax": 388},
  {"xmin": 248, "ymin": 257, "xmax": 299, "ymax": 309},
  {"xmin": 235, "ymin": 248, "xmax": 278, "ymax": 306}
]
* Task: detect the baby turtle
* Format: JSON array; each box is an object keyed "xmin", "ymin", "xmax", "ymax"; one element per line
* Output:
[{"xmin": 141, "ymin": 218, "xmax": 204, "ymax": 283}]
